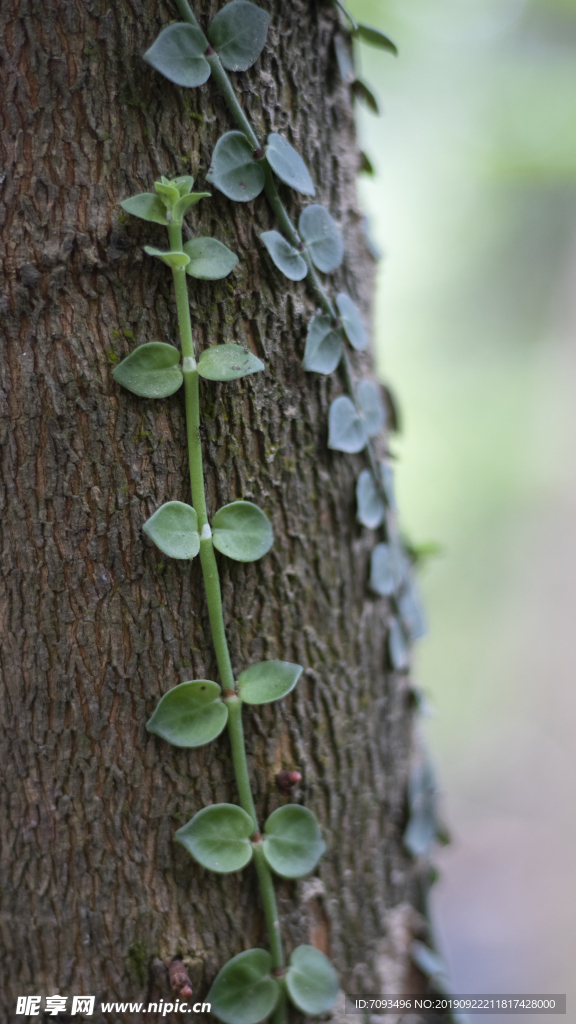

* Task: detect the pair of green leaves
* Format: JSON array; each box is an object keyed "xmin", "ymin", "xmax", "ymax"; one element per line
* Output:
[
  {"xmin": 143, "ymin": 500, "xmax": 272, "ymax": 563},
  {"xmin": 144, "ymin": 237, "xmax": 238, "ymax": 281},
  {"xmin": 208, "ymin": 945, "xmax": 338, "ymax": 1024},
  {"xmin": 207, "ymin": 131, "xmax": 315, "ymax": 201},
  {"xmin": 147, "ymin": 662, "xmax": 303, "ymax": 749},
  {"xmin": 144, "ymin": 1, "xmax": 270, "ymax": 89},
  {"xmin": 176, "ymin": 802, "xmax": 325, "ymax": 878},
  {"xmin": 261, "ymin": 205, "xmax": 343, "ymax": 286},
  {"xmin": 328, "ymin": 380, "xmax": 385, "ymax": 453},
  {"xmin": 121, "ymin": 175, "xmax": 210, "ymax": 227},
  {"xmin": 113, "ymin": 343, "xmax": 263, "ymax": 399},
  {"xmin": 301, "ymin": 293, "xmax": 367, "ymax": 376}
]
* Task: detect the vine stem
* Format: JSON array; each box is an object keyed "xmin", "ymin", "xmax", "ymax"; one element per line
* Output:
[
  {"xmin": 167, "ymin": 216, "xmax": 286, "ymax": 987},
  {"xmin": 173, "ymin": 0, "xmax": 389, "ymax": 506}
]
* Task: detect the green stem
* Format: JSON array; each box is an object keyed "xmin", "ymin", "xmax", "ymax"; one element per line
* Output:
[
  {"xmin": 173, "ymin": 0, "xmax": 201, "ymax": 30},
  {"xmin": 206, "ymin": 53, "xmax": 259, "ymax": 149},
  {"xmin": 168, "ymin": 215, "xmax": 285, "ymax": 976},
  {"xmin": 225, "ymin": 697, "xmax": 257, "ymax": 826},
  {"xmin": 252, "ymin": 844, "xmax": 284, "ymax": 968}
]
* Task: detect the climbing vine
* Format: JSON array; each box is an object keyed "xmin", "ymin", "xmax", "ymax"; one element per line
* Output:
[{"xmin": 113, "ymin": 0, "xmax": 449, "ymax": 1018}]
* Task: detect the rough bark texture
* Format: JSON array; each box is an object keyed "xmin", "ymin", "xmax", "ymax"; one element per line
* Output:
[{"xmin": 0, "ymin": 0, "xmax": 421, "ymax": 1020}]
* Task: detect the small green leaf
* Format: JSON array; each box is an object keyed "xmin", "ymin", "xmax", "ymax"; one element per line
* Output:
[
  {"xmin": 410, "ymin": 941, "xmax": 448, "ymax": 987},
  {"xmin": 155, "ymin": 180, "xmax": 180, "ymax": 207},
  {"xmin": 208, "ymin": 949, "xmax": 280, "ymax": 1024},
  {"xmin": 369, "ymin": 542, "xmax": 408, "ymax": 597},
  {"xmin": 359, "ymin": 151, "xmax": 375, "ymax": 176},
  {"xmin": 404, "ymin": 758, "xmax": 440, "ymax": 859},
  {"xmin": 175, "ymin": 803, "xmax": 254, "ymax": 873},
  {"xmin": 146, "ymin": 679, "xmax": 228, "ymax": 747},
  {"xmin": 357, "ymin": 379, "xmax": 385, "ymax": 437},
  {"xmin": 388, "ymin": 616, "xmax": 409, "ymax": 671},
  {"xmin": 212, "ymin": 501, "xmax": 273, "ymax": 562},
  {"xmin": 286, "ymin": 946, "xmax": 339, "ymax": 1015},
  {"xmin": 144, "ymin": 246, "xmax": 190, "ymax": 268},
  {"xmin": 262, "ymin": 805, "xmax": 325, "ymax": 879},
  {"xmin": 143, "ymin": 500, "xmax": 200, "ymax": 559},
  {"xmin": 209, "ymin": 0, "xmax": 270, "ymax": 72},
  {"xmin": 260, "ymin": 231, "xmax": 307, "ymax": 281},
  {"xmin": 351, "ymin": 78, "xmax": 380, "ymax": 114},
  {"xmin": 398, "ymin": 581, "xmax": 427, "ymax": 642},
  {"xmin": 197, "ymin": 345, "xmax": 264, "ymax": 381},
  {"xmin": 173, "ymin": 175, "xmax": 195, "ymax": 196},
  {"xmin": 299, "ymin": 205, "xmax": 343, "ymax": 273},
  {"xmin": 173, "ymin": 191, "xmax": 211, "ymax": 222},
  {"xmin": 302, "ymin": 313, "xmax": 342, "ymax": 374},
  {"xmin": 207, "ymin": 131, "xmax": 265, "ymax": 202},
  {"xmin": 328, "ymin": 395, "xmax": 367, "ymax": 453},
  {"xmin": 144, "ymin": 23, "xmax": 211, "ymax": 88},
  {"xmin": 184, "ymin": 237, "xmax": 238, "ymax": 280},
  {"xmin": 336, "ymin": 292, "xmax": 367, "ymax": 351},
  {"xmin": 265, "ymin": 134, "xmax": 316, "ymax": 196},
  {"xmin": 112, "ymin": 342, "xmax": 183, "ymax": 399},
  {"xmin": 354, "ymin": 23, "xmax": 398, "ymax": 55},
  {"xmin": 238, "ymin": 661, "xmax": 303, "ymax": 705},
  {"xmin": 120, "ymin": 193, "xmax": 168, "ymax": 225},
  {"xmin": 334, "ymin": 34, "xmax": 355, "ymax": 84},
  {"xmin": 356, "ymin": 469, "xmax": 385, "ymax": 529}
]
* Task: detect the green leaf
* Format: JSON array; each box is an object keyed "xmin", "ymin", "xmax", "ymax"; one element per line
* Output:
[
  {"xmin": 238, "ymin": 661, "xmax": 303, "ymax": 705},
  {"xmin": 198, "ymin": 345, "xmax": 264, "ymax": 381},
  {"xmin": 351, "ymin": 78, "xmax": 380, "ymax": 115},
  {"xmin": 265, "ymin": 134, "xmax": 316, "ymax": 196},
  {"xmin": 173, "ymin": 175, "xmax": 196, "ymax": 196},
  {"xmin": 212, "ymin": 501, "xmax": 273, "ymax": 562},
  {"xmin": 404, "ymin": 758, "xmax": 440, "ymax": 859},
  {"xmin": 209, "ymin": 0, "xmax": 270, "ymax": 72},
  {"xmin": 410, "ymin": 941, "xmax": 448, "ymax": 987},
  {"xmin": 144, "ymin": 246, "xmax": 190, "ymax": 268},
  {"xmin": 398, "ymin": 581, "xmax": 427, "ymax": 642},
  {"xmin": 359, "ymin": 151, "xmax": 375, "ymax": 176},
  {"xmin": 144, "ymin": 23, "xmax": 211, "ymax": 88},
  {"xmin": 120, "ymin": 193, "xmax": 168, "ymax": 225},
  {"xmin": 112, "ymin": 342, "xmax": 183, "ymax": 399},
  {"xmin": 146, "ymin": 679, "xmax": 228, "ymax": 748},
  {"xmin": 388, "ymin": 616, "xmax": 409, "ymax": 671},
  {"xmin": 184, "ymin": 237, "xmax": 239, "ymax": 280},
  {"xmin": 328, "ymin": 395, "xmax": 367, "ymax": 453},
  {"xmin": 143, "ymin": 500, "xmax": 200, "ymax": 559},
  {"xmin": 260, "ymin": 231, "xmax": 307, "ymax": 281},
  {"xmin": 175, "ymin": 803, "xmax": 254, "ymax": 873},
  {"xmin": 334, "ymin": 34, "xmax": 355, "ymax": 84},
  {"xmin": 262, "ymin": 805, "xmax": 325, "ymax": 879},
  {"xmin": 173, "ymin": 191, "xmax": 211, "ymax": 222},
  {"xmin": 208, "ymin": 949, "xmax": 280, "ymax": 1024},
  {"xmin": 302, "ymin": 313, "xmax": 342, "ymax": 374},
  {"xmin": 299, "ymin": 205, "xmax": 343, "ymax": 273},
  {"xmin": 369, "ymin": 542, "xmax": 408, "ymax": 597},
  {"xmin": 207, "ymin": 131, "xmax": 265, "ymax": 202},
  {"xmin": 336, "ymin": 292, "xmax": 367, "ymax": 351},
  {"xmin": 356, "ymin": 469, "xmax": 384, "ymax": 529},
  {"xmin": 354, "ymin": 23, "xmax": 398, "ymax": 55},
  {"xmin": 155, "ymin": 180, "xmax": 180, "ymax": 207},
  {"xmin": 357, "ymin": 379, "xmax": 385, "ymax": 437},
  {"xmin": 286, "ymin": 946, "xmax": 339, "ymax": 1015}
]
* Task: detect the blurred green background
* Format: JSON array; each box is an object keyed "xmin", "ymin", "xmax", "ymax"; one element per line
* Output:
[{"xmin": 348, "ymin": 0, "xmax": 576, "ymax": 1013}]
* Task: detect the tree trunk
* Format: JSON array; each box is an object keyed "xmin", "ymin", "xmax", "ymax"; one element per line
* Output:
[{"xmin": 0, "ymin": 0, "xmax": 421, "ymax": 1019}]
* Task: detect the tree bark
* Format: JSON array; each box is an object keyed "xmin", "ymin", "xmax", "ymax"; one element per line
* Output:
[{"xmin": 0, "ymin": 0, "xmax": 421, "ymax": 1019}]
